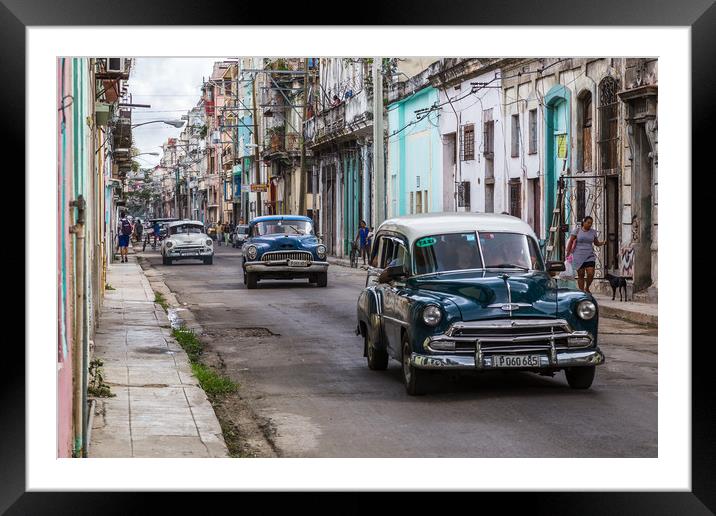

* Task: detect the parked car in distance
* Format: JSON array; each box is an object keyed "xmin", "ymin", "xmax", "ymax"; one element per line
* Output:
[
  {"xmin": 356, "ymin": 212, "xmax": 604, "ymax": 395},
  {"xmin": 242, "ymin": 215, "xmax": 328, "ymax": 289},
  {"xmin": 232, "ymin": 224, "xmax": 249, "ymax": 248},
  {"xmin": 161, "ymin": 220, "xmax": 214, "ymax": 265}
]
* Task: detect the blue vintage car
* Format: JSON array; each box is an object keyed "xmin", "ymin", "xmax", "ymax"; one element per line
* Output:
[
  {"xmin": 242, "ymin": 215, "xmax": 329, "ymax": 289},
  {"xmin": 356, "ymin": 213, "xmax": 604, "ymax": 395}
]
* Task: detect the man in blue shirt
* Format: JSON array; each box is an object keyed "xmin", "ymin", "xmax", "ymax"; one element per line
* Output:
[
  {"xmin": 354, "ymin": 220, "xmax": 370, "ymax": 265},
  {"xmin": 152, "ymin": 221, "xmax": 161, "ymax": 249}
]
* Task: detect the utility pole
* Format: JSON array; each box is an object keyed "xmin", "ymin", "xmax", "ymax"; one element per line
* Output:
[
  {"xmin": 372, "ymin": 57, "xmax": 385, "ymax": 226},
  {"xmin": 298, "ymin": 58, "xmax": 308, "ymax": 215},
  {"xmin": 252, "ymin": 73, "xmax": 262, "ymax": 216},
  {"xmin": 174, "ymin": 167, "xmax": 179, "ymax": 217},
  {"xmin": 233, "ymin": 62, "xmax": 239, "ymax": 224}
]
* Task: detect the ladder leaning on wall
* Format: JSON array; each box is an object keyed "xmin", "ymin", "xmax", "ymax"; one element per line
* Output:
[{"xmin": 545, "ymin": 176, "xmax": 566, "ymax": 264}]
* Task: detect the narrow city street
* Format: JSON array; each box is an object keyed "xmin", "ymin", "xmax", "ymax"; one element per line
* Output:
[{"xmin": 138, "ymin": 245, "xmax": 658, "ymax": 458}]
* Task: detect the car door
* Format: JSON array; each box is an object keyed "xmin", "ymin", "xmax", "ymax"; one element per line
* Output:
[{"xmin": 378, "ymin": 236, "xmax": 410, "ymax": 359}]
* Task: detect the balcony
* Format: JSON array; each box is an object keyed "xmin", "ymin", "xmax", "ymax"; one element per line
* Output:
[{"xmin": 305, "ymin": 90, "xmax": 372, "ymax": 148}]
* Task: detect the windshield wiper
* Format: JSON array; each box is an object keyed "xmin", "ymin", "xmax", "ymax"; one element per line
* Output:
[{"xmin": 488, "ymin": 263, "xmax": 529, "ymax": 270}]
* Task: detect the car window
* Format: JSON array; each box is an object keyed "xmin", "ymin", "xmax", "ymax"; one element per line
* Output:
[
  {"xmin": 479, "ymin": 232, "xmax": 543, "ymax": 270},
  {"xmin": 170, "ymin": 224, "xmax": 203, "ymax": 235},
  {"xmin": 413, "ymin": 232, "xmax": 483, "ymax": 274},
  {"xmin": 255, "ymin": 220, "xmax": 313, "ymax": 236}
]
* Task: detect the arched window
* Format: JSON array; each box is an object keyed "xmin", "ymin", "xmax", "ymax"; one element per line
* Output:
[
  {"xmin": 598, "ymin": 77, "xmax": 619, "ymax": 172},
  {"xmin": 580, "ymin": 91, "xmax": 593, "ymax": 171}
]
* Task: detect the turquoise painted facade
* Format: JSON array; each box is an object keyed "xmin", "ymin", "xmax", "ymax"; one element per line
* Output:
[
  {"xmin": 387, "ymin": 87, "xmax": 443, "ymax": 217},
  {"xmin": 342, "ymin": 151, "xmax": 362, "ymax": 255},
  {"xmin": 543, "ymin": 85, "xmax": 571, "ymax": 252}
]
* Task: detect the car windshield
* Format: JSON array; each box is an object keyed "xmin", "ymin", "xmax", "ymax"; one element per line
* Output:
[
  {"xmin": 236, "ymin": 225, "xmax": 249, "ymax": 234},
  {"xmin": 413, "ymin": 233, "xmax": 484, "ymax": 274},
  {"xmin": 254, "ymin": 220, "xmax": 313, "ymax": 236},
  {"xmin": 170, "ymin": 224, "xmax": 203, "ymax": 235},
  {"xmin": 479, "ymin": 232, "xmax": 544, "ymax": 270}
]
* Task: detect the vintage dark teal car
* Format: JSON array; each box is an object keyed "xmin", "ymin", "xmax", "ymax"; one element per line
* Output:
[
  {"xmin": 356, "ymin": 213, "xmax": 604, "ymax": 395},
  {"xmin": 242, "ymin": 215, "xmax": 329, "ymax": 289}
]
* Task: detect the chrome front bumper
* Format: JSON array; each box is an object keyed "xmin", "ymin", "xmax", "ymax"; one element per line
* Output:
[
  {"xmin": 166, "ymin": 248, "xmax": 213, "ymax": 257},
  {"xmin": 414, "ymin": 318, "xmax": 604, "ymax": 370},
  {"xmin": 243, "ymin": 260, "xmax": 329, "ymax": 273},
  {"xmin": 411, "ymin": 348, "xmax": 604, "ymax": 370}
]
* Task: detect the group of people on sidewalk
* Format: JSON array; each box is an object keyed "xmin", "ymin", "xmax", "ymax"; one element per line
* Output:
[{"xmin": 211, "ymin": 222, "xmax": 235, "ymax": 246}]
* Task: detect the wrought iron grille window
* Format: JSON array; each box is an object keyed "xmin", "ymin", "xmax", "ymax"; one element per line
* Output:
[
  {"xmin": 509, "ymin": 179, "xmax": 522, "ymax": 218},
  {"xmin": 581, "ymin": 93, "xmax": 593, "ymax": 171},
  {"xmin": 457, "ymin": 181, "xmax": 471, "ymax": 210},
  {"xmin": 460, "ymin": 124, "xmax": 475, "ymax": 161},
  {"xmin": 598, "ymin": 77, "xmax": 619, "ymax": 173},
  {"xmin": 576, "ymin": 180, "xmax": 586, "ymax": 221}
]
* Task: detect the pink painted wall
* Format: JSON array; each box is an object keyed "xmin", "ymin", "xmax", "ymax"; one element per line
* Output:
[{"xmin": 57, "ymin": 57, "xmax": 75, "ymax": 458}]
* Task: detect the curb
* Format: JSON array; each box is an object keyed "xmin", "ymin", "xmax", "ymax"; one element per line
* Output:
[{"xmin": 598, "ymin": 304, "xmax": 657, "ymax": 327}]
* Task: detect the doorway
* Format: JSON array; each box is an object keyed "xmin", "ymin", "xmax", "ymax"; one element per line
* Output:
[
  {"xmin": 544, "ymin": 86, "xmax": 570, "ymax": 243},
  {"xmin": 442, "ymin": 132, "xmax": 456, "ymax": 211},
  {"xmin": 632, "ymin": 124, "xmax": 653, "ymax": 291}
]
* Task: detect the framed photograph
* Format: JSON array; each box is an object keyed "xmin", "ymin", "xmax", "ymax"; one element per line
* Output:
[{"xmin": 7, "ymin": 0, "xmax": 711, "ymax": 512}]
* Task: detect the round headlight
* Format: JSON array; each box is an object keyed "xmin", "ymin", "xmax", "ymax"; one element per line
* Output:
[
  {"xmin": 245, "ymin": 245, "xmax": 258, "ymax": 260},
  {"xmin": 206, "ymin": 239, "xmax": 213, "ymax": 246},
  {"xmin": 576, "ymin": 300, "xmax": 597, "ymax": 320},
  {"xmin": 165, "ymin": 241, "xmax": 173, "ymax": 249},
  {"xmin": 317, "ymin": 244, "xmax": 326, "ymax": 259},
  {"xmin": 422, "ymin": 305, "xmax": 442, "ymax": 326}
]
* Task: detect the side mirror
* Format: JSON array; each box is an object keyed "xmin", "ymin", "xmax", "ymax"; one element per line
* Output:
[
  {"xmin": 379, "ymin": 264, "xmax": 408, "ymax": 283},
  {"xmin": 546, "ymin": 260, "xmax": 566, "ymax": 273}
]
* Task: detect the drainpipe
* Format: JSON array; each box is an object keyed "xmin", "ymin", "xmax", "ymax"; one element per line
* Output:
[{"xmin": 69, "ymin": 194, "xmax": 86, "ymax": 457}]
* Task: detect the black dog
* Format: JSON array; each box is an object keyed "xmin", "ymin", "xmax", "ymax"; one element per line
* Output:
[{"xmin": 605, "ymin": 273, "xmax": 628, "ymax": 301}]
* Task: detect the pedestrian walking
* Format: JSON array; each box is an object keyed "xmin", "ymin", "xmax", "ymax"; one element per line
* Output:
[
  {"xmin": 566, "ymin": 216, "xmax": 607, "ymax": 294},
  {"xmin": 223, "ymin": 223, "xmax": 231, "ymax": 246},
  {"xmin": 152, "ymin": 220, "xmax": 161, "ymax": 249},
  {"xmin": 217, "ymin": 224, "xmax": 224, "ymax": 246},
  {"xmin": 117, "ymin": 211, "xmax": 132, "ymax": 263},
  {"xmin": 134, "ymin": 218, "xmax": 143, "ymax": 243},
  {"xmin": 354, "ymin": 220, "xmax": 370, "ymax": 265}
]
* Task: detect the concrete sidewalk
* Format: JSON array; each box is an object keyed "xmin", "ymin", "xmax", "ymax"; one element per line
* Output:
[
  {"xmin": 593, "ymin": 294, "xmax": 658, "ymax": 327},
  {"xmin": 88, "ymin": 249, "xmax": 227, "ymax": 458}
]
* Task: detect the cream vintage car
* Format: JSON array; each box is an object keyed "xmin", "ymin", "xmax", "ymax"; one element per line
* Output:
[{"xmin": 161, "ymin": 220, "xmax": 214, "ymax": 265}]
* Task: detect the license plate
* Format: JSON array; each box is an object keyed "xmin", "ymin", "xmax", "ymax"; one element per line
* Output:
[
  {"xmin": 288, "ymin": 259, "xmax": 308, "ymax": 267},
  {"xmin": 181, "ymin": 251, "xmax": 199, "ymax": 256},
  {"xmin": 488, "ymin": 354, "xmax": 541, "ymax": 368}
]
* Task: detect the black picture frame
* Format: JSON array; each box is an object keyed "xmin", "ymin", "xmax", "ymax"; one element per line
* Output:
[{"xmin": 4, "ymin": 0, "xmax": 711, "ymax": 513}]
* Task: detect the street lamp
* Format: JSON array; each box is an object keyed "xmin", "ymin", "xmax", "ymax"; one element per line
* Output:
[{"xmin": 131, "ymin": 119, "xmax": 185, "ymax": 129}]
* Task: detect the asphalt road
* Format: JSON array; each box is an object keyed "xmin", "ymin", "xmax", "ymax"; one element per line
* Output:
[{"xmin": 140, "ymin": 244, "xmax": 658, "ymax": 458}]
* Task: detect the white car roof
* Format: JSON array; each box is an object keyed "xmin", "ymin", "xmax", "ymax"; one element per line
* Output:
[
  {"xmin": 378, "ymin": 212, "xmax": 538, "ymax": 244},
  {"xmin": 167, "ymin": 219, "xmax": 204, "ymax": 228}
]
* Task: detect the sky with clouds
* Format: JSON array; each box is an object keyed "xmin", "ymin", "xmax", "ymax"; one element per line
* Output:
[{"xmin": 128, "ymin": 58, "xmax": 221, "ymax": 168}]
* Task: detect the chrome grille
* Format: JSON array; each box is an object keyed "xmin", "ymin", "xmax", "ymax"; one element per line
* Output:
[
  {"xmin": 448, "ymin": 319, "xmax": 571, "ymax": 338},
  {"xmin": 261, "ymin": 250, "xmax": 313, "ymax": 262},
  {"xmin": 447, "ymin": 319, "xmax": 573, "ymax": 353},
  {"xmin": 173, "ymin": 245, "xmax": 204, "ymax": 250}
]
